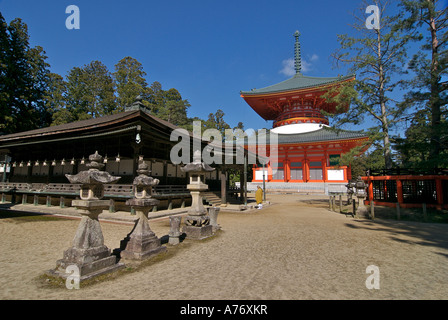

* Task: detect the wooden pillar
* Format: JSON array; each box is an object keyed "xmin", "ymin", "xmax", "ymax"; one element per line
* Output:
[
  {"xmin": 347, "ymin": 164, "xmax": 352, "ymax": 181},
  {"xmin": 163, "ymin": 160, "xmax": 168, "ymax": 185},
  {"xmin": 322, "ymin": 156, "xmax": 327, "ymax": 182},
  {"xmin": 167, "ymin": 197, "xmax": 172, "ymax": 210},
  {"xmin": 397, "ymin": 179, "xmax": 404, "ymax": 204},
  {"xmin": 284, "ymin": 159, "xmax": 290, "ymax": 182},
  {"xmin": 267, "ymin": 163, "xmax": 273, "ymax": 181},
  {"xmin": 436, "ymin": 178, "xmax": 443, "ymax": 207},
  {"xmin": 48, "ymin": 165, "xmax": 54, "ymax": 183},
  {"xmin": 303, "ymin": 159, "xmax": 309, "ymax": 183},
  {"xmin": 243, "ymin": 156, "xmax": 248, "ymax": 205},
  {"xmin": 368, "ymin": 178, "xmax": 374, "ymax": 204},
  {"xmin": 220, "ymin": 167, "xmax": 227, "ymax": 205}
]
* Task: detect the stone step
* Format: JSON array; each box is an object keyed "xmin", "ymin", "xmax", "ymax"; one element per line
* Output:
[{"xmin": 202, "ymin": 192, "xmax": 222, "ymax": 206}]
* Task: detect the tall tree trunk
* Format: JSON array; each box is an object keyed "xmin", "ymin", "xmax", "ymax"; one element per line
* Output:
[
  {"xmin": 377, "ymin": 28, "xmax": 393, "ymax": 169},
  {"xmin": 427, "ymin": 0, "xmax": 441, "ymax": 167}
]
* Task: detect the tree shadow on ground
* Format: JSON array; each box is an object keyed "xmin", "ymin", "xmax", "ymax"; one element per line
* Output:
[
  {"xmin": 297, "ymin": 198, "xmax": 331, "ymax": 209},
  {"xmin": 0, "ymin": 204, "xmax": 57, "ymax": 221},
  {"xmin": 344, "ymin": 218, "xmax": 448, "ymax": 259}
]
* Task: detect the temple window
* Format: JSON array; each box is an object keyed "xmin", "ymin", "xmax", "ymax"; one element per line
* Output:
[
  {"xmin": 290, "ymin": 161, "xmax": 303, "ymax": 180},
  {"xmin": 272, "ymin": 162, "xmax": 284, "ymax": 180},
  {"xmin": 309, "ymin": 161, "xmax": 323, "ymax": 180}
]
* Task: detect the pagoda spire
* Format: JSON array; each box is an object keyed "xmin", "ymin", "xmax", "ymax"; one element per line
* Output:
[{"xmin": 294, "ymin": 30, "xmax": 302, "ymax": 75}]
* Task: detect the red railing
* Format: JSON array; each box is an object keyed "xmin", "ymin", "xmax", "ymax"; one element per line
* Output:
[{"xmin": 362, "ymin": 175, "xmax": 448, "ymax": 209}]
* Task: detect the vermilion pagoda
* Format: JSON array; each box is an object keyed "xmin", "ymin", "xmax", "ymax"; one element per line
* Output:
[{"xmin": 241, "ymin": 31, "xmax": 369, "ymax": 186}]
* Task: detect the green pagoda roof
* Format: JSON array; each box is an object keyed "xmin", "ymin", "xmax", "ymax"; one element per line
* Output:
[
  {"xmin": 246, "ymin": 126, "xmax": 369, "ymax": 145},
  {"xmin": 240, "ymin": 73, "xmax": 355, "ymax": 96}
]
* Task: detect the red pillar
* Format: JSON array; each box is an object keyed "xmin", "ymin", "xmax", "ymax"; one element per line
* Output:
[
  {"xmin": 323, "ymin": 149, "xmax": 328, "ymax": 182},
  {"xmin": 285, "ymin": 159, "xmax": 290, "ymax": 182},
  {"xmin": 436, "ymin": 178, "xmax": 443, "ymax": 207},
  {"xmin": 368, "ymin": 178, "xmax": 374, "ymax": 203},
  {"xmin": 347, "ymin": 164, "xmax": 352, "ymax": 181},
  {"xmin": 303, "ymin": 159, "xmax": 309, "ymax": 182},
  {"xmin": 397, "ymin": 179, "xmax": 404, "ymax": 204}
]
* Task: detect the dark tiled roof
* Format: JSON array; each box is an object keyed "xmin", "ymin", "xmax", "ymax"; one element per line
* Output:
[
  {"xmin": 246, "ymin": 127, "xmax": 369, "ymax": 145},
  {"xmin": 0, "ymin": 109, "xmax": 181, "ymax": 143},
  {"xmin": 241, "ymin": 73, "xmax": 354, "ymax": 95}
]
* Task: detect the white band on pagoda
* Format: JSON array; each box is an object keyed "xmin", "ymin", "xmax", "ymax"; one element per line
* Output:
[{"xmin": 270, "ymin": 123, "xmax": 328, "ymax": 134}]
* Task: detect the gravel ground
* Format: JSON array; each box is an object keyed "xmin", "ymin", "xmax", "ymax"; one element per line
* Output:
[{"xmin": 1, "ymin": 193, "xmax": 447, "ymax": 300}]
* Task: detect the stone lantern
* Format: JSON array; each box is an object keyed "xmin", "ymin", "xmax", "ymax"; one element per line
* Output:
[
  {"xmin": 354, "ymin": 177, "xmax": 367, "ymax": 200},
  {"xmin": 48, "ymin": 151, "xmax": 124, "ymax": 282},
  {"xmin": 180, "ymin": 150, "xmax": 215, "ymax": 239},
  {"xmin": 353, "ymin": 176, "xmax": 368, "ymax": 218},
  {"xmin": 119, "ymin": 159, "xmax": 167, "ymax": 260}
]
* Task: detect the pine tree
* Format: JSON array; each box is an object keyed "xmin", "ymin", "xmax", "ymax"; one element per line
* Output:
[
  {"xmin": 156, "ymin": 88, "xmax": 190, "ymax": 127},
  {"xmin": 146, "ymin": 81, "xmax": 165, "ymax": 114},
  {"xmin": 396, "ymin": 0, "xmax": 448, "ymax": 169},
  {"xmin": 113, "ymin": 56, "xmax": 149, "ymax": 109},
  {"xmin": 205, "ymin": 109, "xmax": 231, "ymax": 136},
  {"xmin": 55, "ymin": 60, "xmax": 117, "ymax": 123},
  {"xmin": 328, "ymin": 0, "xmax": 413, "ymax": 169},
  {"xmin": 45, "ymin": 73, "xmax": 67, "ymax": 126},
  {"xmin": 0, "ymin": 14, "xmax": 52, "ymax": 133}
]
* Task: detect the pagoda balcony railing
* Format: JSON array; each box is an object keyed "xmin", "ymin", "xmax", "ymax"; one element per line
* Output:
[{"xmin": 275, "ymin": 111, "xmax": 327, "ymax": 121}]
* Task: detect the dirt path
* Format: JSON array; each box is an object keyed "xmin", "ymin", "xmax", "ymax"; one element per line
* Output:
[{"xmin": 1, "ymin": 194, "xmax": 447, "ymax": 300}]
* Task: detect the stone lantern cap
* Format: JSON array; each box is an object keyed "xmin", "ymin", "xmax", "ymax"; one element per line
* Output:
[
  {"xmin": 131, "ymin": 159, "xmax": 160, "ymax": 200},
  {"xmin": 66, "ymin": 151, "xmax": 120, "ymax": 185},
  {"xmin": 180, "ymin": 150, "xmax": 215, "ymax": 173},
  {"xmin": 65, "ymin": 151, "xmax": 120, "ymax": 200},
  {"xmin": 133, "ymin": 160, "xmax": 159, "ymax": 187}
]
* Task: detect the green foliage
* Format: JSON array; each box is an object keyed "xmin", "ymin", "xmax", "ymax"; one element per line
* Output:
[
  {"xmin": 347, "ymin": 148, "xmax": 386, "ymax": 178},
  {"xmin": 394, "ymin": 0, "xmax": 448, "ymax": 169},
  {"xmin": 52, "ymin": 61, "xmax": 117, "ymax": 124},
  {"xmin": 113, "ymin": 56, "xmax": 149, "ymax": 109},
  {"xmin": 328, "ymin": 0, "xmax": 413, "ymax": 169},
  {"xmin": 0, "ymin": 13, "xmax": 52, "ymax": 134},
  {"xmin": 204, "ymin": 109, "xmax": 231, "ymax": 136},
  {"xmin": 155, "ymin": 88, "xmax": 191, "ymax": 128}
]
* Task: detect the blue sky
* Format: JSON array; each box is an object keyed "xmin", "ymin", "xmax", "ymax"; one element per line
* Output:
[{"xmin": 1, "ymin": 0, "xmax": 445, "ymax": 132}]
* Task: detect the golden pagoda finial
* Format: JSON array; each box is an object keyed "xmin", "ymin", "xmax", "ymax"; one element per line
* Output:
[{"xmin": 294, "ymin": 30, "xmax": 302, "ymax": 75}]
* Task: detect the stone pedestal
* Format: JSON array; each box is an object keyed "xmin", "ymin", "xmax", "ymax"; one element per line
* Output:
[
  {"xmin": 169, "ymin": 216, "xmax": 182, "ymax": 245},
  {"xmin": 355, "ymin": 198, "xmax": 370, "ymax": 218},
  {"xmin": 182, "ymin": 215, "xmax": 213, "ymax": 240},
  {"xmin": 187, "ymin": 189, "xmax": 207, "ymax": 216},
  {"xmin": 120, "ymin": 198, "xmax": 166, "ymax": 260},
  {"xmin": 208, "ymin": 206, "xmax": 221, "ymax": 231},
  {"xmin": 49, "ymin": 200, "xmax": 124, "ymax": 281}
]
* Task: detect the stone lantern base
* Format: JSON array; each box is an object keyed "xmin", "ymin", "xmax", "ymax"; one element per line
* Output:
[
  {"xmin": 182, "ymin": 215, "xmax": 213, "ymax": 240},
  {"xmin": 48, "ymin": 200, "xmax": 125, "ymax": 282},
  {"xmin": 119, "ymin": 198, "xmax": 167, "ymax": 261}
]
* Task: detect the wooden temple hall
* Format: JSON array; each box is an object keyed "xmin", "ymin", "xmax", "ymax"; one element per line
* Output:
[{"xmin": 0, "ymin": 98, "xmax": 252, "ymax": 211}]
